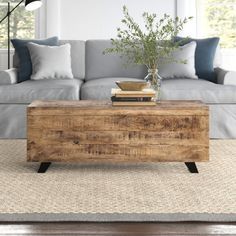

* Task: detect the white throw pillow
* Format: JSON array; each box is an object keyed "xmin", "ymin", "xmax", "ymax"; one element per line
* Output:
[
  {"xmin": 27, "ymin": 43, "xmax": 73, "ymax": 80},
  {"xmin": 158, "ymin": 41, "xmax": 198, "ymax": 79}
]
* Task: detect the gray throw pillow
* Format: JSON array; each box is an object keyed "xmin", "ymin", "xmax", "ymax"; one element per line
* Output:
[
  {"xmin": 27, "ymin": 43, "xmax": 74, "ymax": 80},
  {"xmin": 158, "ymin": 41, "xmax": 197, "ymax": 79}
]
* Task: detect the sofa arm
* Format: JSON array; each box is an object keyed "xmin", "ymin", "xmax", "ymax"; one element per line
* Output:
[
  {"xmin": 0, "ymin": 68, "xmax": 18, "ymax": 85},
  {"xmin": 215, "ymin": 67, "xmax": 236, "ymax": 85}
]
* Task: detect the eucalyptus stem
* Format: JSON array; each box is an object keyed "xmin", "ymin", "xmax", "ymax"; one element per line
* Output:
[{"xmin": 104, "ymin": 5, "xmax": 192, "ymax": 69}]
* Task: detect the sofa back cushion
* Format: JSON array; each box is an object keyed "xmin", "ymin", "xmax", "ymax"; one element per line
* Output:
[
  {"xmin": 85, "ymin": 40, "xmax": 147, "ymax": 81},
  {"xmin": 59, "ymin": 40, "xmax": 85, "ymax": 80}
]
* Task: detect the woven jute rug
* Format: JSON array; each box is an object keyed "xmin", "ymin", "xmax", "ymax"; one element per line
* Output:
[{"xmin": 0, "ymin": 140, "xmax": 235, "ymax": 222}]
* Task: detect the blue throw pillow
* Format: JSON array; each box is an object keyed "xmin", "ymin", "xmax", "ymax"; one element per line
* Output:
[
  {"xmin": 11, "ymin": 37, "xmax": 59, "ymax": 83},
  {"xmin": 174, "ymin": 36, "xmax": 220, "ymax": 83}
]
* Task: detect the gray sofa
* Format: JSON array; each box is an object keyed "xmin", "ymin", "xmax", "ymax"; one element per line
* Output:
[{"xmin": 0, "ymin": 40, "xmax": 236, "ymax": 139}]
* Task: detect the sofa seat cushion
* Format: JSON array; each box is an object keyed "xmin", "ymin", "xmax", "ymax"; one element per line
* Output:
[
  {"xmin": 81, "ymin": 77, "xmax": 143, "ymax": 100},
  {"xmin": 162, "ymin": 78, "xmax": 236, "ymax": 104},
  {"xmin": 0, "ymin": 79, "xmax": 83, "ymax": 104},
  {"xmin": 81, "ymin": 77, "xmax": 236, "ymax": 104}
]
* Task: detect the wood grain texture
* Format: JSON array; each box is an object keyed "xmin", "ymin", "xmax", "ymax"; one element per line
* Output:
[
  {"xmin": 27, "ymin": 115, "xmax": 208, "ymax": 131},
  {"xmin": 27, "ymin": 143, "xmax": 209, "ymax": 162},
  {"xmin": 27, "ymin": 100, "xmax": 209, "ymax": 163},
  {"xmin": 28, "ymin": 100, "xmax": 209, "ymax": 116},
  {"xmin": 28, "ymin": 130, "xmax": 208, "ymax": 145}
]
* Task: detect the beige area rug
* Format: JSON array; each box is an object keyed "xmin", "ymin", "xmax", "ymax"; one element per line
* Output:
[{"xmin": 0, "ymin": 140, "xmax": 235, "ymax": 222}]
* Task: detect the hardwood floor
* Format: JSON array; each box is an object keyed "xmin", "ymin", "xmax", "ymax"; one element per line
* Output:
[{"xmin": 0, "ymin": 223, "xmax": 236, "ymax": 235}]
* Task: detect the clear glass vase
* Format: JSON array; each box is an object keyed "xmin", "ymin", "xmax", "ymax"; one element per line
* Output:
[{"xmin": 144, "ymin": 68, "xmax": 162, "ymax": 103}]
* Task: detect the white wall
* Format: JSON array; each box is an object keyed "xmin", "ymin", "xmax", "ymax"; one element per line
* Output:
[
  {"xmin": 176, "ymin": 0, "xmax": 197, "ymax": 37},
  {"xmin": 59, "ymin": 0, "xmax": 177, "ymax": 40},
  {"xmin": 0, "ymin": 0, "xmax": 178, "ymax": 70}
]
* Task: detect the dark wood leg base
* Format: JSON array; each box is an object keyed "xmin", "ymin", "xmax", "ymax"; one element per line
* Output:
[
  {"xmin": 185, "ymin": 162, "xmax": 199, "ymax": 173},
  {"xmin": 38, "ymin": 162, "xmax": 51, "ymax": 173}
]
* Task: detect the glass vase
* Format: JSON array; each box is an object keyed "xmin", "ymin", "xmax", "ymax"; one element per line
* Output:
[{"xmin": 144, "ymin": 68, "xmax": 162, "ymax": 103}]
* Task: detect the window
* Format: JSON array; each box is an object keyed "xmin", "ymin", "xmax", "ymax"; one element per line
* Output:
[
  {"xmin": 0, "ymin": 0, "xmax": 35, "ymax": 49},
  {"xmin": 196, "ymin": 0, "xmax": 236, "ymax": 70}
]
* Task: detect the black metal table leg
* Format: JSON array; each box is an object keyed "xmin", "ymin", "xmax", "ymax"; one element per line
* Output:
[
  {"xmin": 38, "ymin": 162, "xmax": 51, "ymax": 173},
  {"xmin": 185, "ymin": 162, "xmax": 199, "ymax": 173}
]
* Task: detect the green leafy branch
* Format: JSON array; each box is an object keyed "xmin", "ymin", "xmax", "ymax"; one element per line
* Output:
[{"xmin": 104, "ymin": 6, "xmax": 192, "ymax": 69}]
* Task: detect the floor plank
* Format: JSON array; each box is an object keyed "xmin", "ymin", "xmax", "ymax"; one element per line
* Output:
[{"xmin": 0, "ymin": 223, "xmax": 236, "ymax": 235}]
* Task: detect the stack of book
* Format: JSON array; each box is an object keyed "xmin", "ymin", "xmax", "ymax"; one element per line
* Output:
[{"xmin": 111, "ymin": 88, "xmax": 156, "ymax": 106}]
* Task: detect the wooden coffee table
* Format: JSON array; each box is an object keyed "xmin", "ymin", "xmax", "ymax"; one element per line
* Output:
[{"xmin": 27, "ymin": 100, "xmax": 209, "ymax": 173}]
